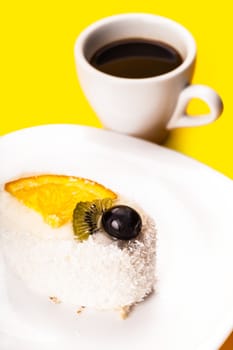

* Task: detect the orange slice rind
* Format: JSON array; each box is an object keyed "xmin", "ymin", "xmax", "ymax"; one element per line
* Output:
[{"xmin": 5, "ymin": 174, "xmax": 117, "ymax": 228}]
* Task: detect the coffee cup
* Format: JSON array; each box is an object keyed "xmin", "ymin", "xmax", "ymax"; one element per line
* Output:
[{"xmin": 74, "ymin": 13, "xmax": 223, "ymax": 143}]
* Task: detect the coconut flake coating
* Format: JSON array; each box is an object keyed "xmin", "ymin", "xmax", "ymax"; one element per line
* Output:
[{"xmin": 0, "ymin": 188, "xmax": 156, "ymax": 310}]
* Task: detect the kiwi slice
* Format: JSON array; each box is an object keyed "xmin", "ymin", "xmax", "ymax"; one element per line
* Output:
[{"xmin": 72, "ymin": 198, "xmax": 114, "ymax": 241}]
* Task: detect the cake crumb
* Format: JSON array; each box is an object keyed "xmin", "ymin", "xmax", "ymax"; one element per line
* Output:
[
  {"xmin": 119, "ymin": 305, "xmax": 131, "ymax": 319},
  {"xmin": 49, "ymin": 296, "xmax": 61, "ymax": 304},
  {"xmin": 76, "ymin": 306, "xmax": 86, "ymax": 314}
]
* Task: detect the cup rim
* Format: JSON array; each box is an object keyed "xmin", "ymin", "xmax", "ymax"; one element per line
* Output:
[{"xmin": 74, "ymin": 13, "xmax": 197, "ymax": 83}]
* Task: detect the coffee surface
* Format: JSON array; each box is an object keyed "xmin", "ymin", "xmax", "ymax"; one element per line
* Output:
[{"xmin": 90, "ymin": 38, "xmax": 183, "ymax": 78}]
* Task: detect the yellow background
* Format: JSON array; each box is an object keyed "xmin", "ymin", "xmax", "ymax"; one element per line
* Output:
[
  {"xmin": 0, "ymin": 1, "xmax": 232, "ymax": 347},
  {"xmin": 1, "ymin": 1, "xmax": 233, "ymax": 179}
]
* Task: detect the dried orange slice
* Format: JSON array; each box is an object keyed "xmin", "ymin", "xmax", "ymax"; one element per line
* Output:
[{"xmin": 5, "ymin": 175, "xmax": 117, "ymax": 228}]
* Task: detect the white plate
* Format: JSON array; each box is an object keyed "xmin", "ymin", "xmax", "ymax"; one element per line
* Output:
[{"xmin": 0, "ymin": 124, "xmax": 232, "ymax": 350}]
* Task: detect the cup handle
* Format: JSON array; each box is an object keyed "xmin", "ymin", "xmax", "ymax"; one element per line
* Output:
[{"xmin": 166, "ymin": 84, "xmax": 224, "ymax": 129}]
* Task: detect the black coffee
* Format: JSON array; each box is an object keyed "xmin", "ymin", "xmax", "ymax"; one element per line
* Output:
[{"xmin": 90, "ymin": 38, "xmax": 183, "ymax": 79}]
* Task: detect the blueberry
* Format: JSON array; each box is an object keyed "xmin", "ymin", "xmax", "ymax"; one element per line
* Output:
[{"xmin": 101, "ymin": 205, "xmax": 142, "ymax": 240}]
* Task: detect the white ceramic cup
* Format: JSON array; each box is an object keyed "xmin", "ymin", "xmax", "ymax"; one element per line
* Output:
[{"xmin": 74, "ymin": 13, "xmax": 223, "ymax": 143}]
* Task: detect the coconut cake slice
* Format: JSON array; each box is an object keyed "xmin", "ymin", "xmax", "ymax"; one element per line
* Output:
[{"xmin": 0, "ymin": 175, "xmax": 156, "ymax": 317}]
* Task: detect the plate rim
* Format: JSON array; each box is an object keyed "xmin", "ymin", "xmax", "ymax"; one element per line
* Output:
[{"xmin": 1, "ymin": 123, "xmax": 232, "ymax": 184}]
